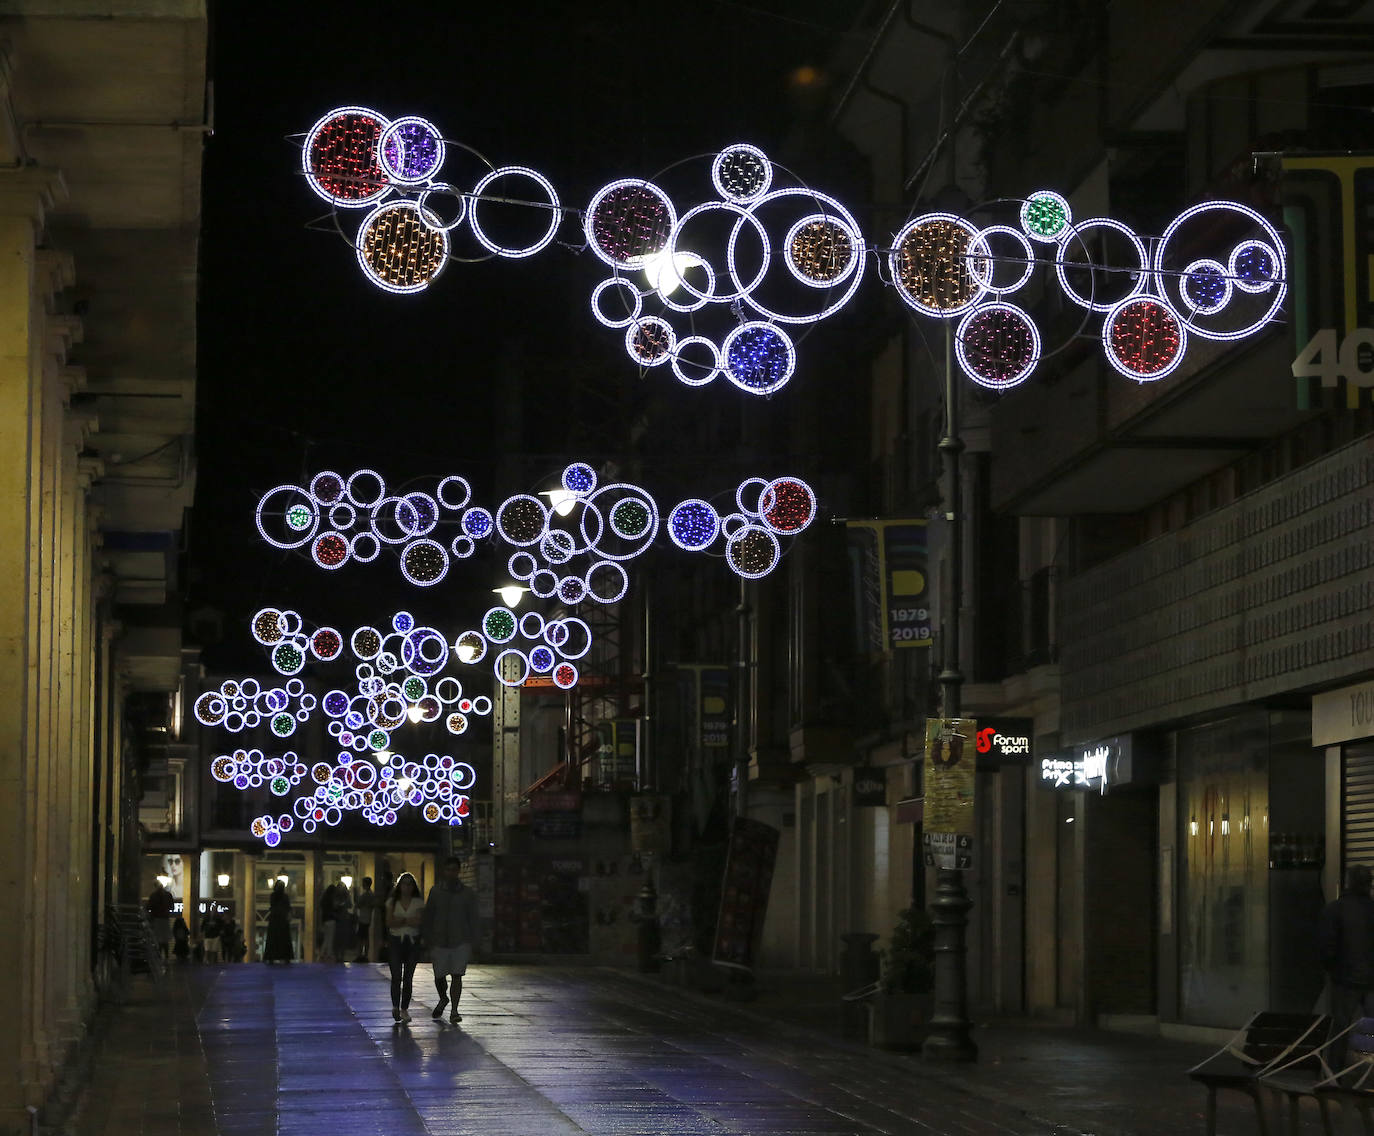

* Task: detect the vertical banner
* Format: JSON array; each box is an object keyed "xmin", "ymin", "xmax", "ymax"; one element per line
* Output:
[
  {"xmin": 846, "ymin": 519, "xmax": 930, "ymax": 653},
  {"xmin": 699, "ymin": 666, "xmax": 731, "ymax": 750},
  {"xmin": 712, "ymin": 817, "xmax": 779, "ymax": 971},
  {"xmin": 922, "ymin": 717, "xmax": 977, "ymax": 870}
]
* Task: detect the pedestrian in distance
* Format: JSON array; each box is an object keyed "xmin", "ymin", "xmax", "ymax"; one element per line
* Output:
[
  {"xmin": 263, "ymin": 879, "xmax": 293, "ymax": 964},
  {"xmin": 201, "ymin": 910, "xmax": 223, "ymax": 963},
  {"xmin": 354, "ymin": 877, "xmax": 379, "ymax": 963},
  {"xmin": 422, "ymin": 855, "xmax": 478, "ymax": 1024},
  {"xmin": 319, "ymin": 879, "xmax": 339, "ymax": 962},
  {"xmin": 146, "ymin": 881, "xmax": 174, "ymax": 960},
  {"xmin": 333, "ymin": 880, "xmax": 357, "ymax": 961},
  {"xmin": 1318, "ymin": 863, "xmax": 1374, "ymax": 1071},
  {"xmin": 172, "ymin": 914, "xmax": 190, "ymax": 962},
  {"xmin": 386, "ymin": 872, "xmax": 424, "ymax": 1023}
]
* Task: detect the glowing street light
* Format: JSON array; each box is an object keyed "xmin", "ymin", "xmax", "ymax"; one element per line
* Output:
[
  {"xmin": 541, "ymin": 488, "xmax": 578, "ymax": 516},
  {"xmin": 216, "ymin": 873, "xmax": 231, "ymax": 889},
  {"xmin": 643, "ymin": 248, "xmax": 703, "ymax": 299},
  {"xmin": 493, "ymin": 584, "xmax": 527, "ymax": 608}
]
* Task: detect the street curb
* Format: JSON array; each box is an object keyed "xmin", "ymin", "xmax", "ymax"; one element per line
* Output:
[{"xmin": 602, "ymin": 967, "xmax": 1097, "ymax": 1136}]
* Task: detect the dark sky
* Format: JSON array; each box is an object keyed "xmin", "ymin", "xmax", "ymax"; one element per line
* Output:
[{"xmin": 190, "ymin": 1, "xmax": 869, "ymax": 670}]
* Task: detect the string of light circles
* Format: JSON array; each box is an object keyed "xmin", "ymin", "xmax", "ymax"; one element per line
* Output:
[{"xmin": 299, "ymin": 107, "xmax": 1286, "ymax": 392}]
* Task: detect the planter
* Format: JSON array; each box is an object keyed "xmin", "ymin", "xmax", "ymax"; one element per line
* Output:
[{"xmin": 868, "ymin": 990, "xmax": 934, "ymax": 1050}]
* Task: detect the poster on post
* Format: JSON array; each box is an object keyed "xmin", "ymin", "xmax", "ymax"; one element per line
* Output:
[{"xmin": 922, "ymin": 717, "xmax": 977, "ymax": 870}]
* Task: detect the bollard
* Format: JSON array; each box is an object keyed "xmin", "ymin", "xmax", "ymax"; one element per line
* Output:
[
  {"xmin": 840, "ymin": 932, "xmax": 880, "ymax": 1038},
  {"xmin": 635, "ymin": 877, "xmax": 661, "ymax": 973}
]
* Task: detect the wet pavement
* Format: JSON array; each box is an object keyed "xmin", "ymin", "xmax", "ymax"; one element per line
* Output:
[{"xmin": 61, "ymin": 962, "xmax": 1334, "ymax": 1136}]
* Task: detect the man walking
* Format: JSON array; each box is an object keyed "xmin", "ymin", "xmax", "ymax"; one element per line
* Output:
[
  {"xmin": 421, "ymin": 856, "xmax": 478, "ymax": 1024},
  {"xmin": 1319, "ymin": 863, "xmax": 1374, "ymax": 1069}
]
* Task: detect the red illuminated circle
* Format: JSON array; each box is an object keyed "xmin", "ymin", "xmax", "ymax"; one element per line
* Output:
[
  {"xmin": 312, "ymin": 531, "xmax": 350, "ymax": 569},
  {"xmin": 1104, "ymin": 297, "xmax": 1186, "ymax": 381},
  {"xmin": 304, "ymin": 108, "xmax": 390, "ymax": 207}
]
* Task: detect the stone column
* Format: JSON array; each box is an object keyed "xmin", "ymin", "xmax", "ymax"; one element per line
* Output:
[{"xmin": 0, "ymin": 166, "xmax": 66, "ymax": 1127}]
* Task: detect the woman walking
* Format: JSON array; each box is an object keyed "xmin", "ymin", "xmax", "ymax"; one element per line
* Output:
[
  {"xmin": 386, "ymin": 872, "xmax": 424, "ymax": 1022},
  {"xmin": 263, "ymin": 879, "xmax": 293, "ymax": 963}
]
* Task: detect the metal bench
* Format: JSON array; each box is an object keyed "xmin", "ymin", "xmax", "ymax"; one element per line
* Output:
[
  {"xmin": 1188, "ymin": 1011, "xmax": 1331, "ymax": 1136},
  {"xmin": 1310, "ymin": 1018, "xmax": 1374, "ymax": 1135}
]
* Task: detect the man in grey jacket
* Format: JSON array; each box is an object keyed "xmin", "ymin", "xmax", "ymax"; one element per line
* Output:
[{"xmin": 422, "ymin": 855, "xmax": 479, "ymax": 1024}]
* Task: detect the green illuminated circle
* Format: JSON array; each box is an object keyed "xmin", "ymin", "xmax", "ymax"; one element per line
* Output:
[
  {"xmin": 403, "ymin": 676, "xmax": 425, "ymax": 701},
  {"xmin": 1023, "ymin": 194, "xmax": 1067, "ymax": 238},
  {"xmin": 272, "ymin": 643, "xmax": 303, "ymax": 673},
  {"xmin": 286, "ymin": 504, "xmax": 313, "ymax": 531},
  {"xmin": 270, "ymin": 776, "xmax": 290, "ymax": 795},
  {"xmin": 368, "ymin": 730, "xmax": 389, "ymax": 751},
  {"xmin": 484, "ymin": 610, "xmax": 515, "ymax": 641},
  {"xmin": 270, "ymin": 713, "xmax": 295, "ymax": 736},
  {"xmin": 610, "ymin": 498, "xmax": 650, "ymax": 538}
]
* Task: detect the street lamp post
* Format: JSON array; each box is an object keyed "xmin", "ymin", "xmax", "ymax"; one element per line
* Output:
[{"xmin": 922, "ymin": 324, "xmax": 978, "ymax": 1063}]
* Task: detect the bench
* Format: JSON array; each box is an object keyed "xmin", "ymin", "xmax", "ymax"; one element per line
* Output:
[
  {"xmin": 1310, "ymin": 1018, "xmax": 1374, "ymax": 1135},
  {"xmin": 1188, "ymin": 1011, "xmax": 1331, "ymax": 1136}
]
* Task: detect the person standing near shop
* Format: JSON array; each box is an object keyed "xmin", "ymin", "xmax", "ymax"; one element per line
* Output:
[
  {"xmin": 421, "ymin": 856, "xmax": 478, "ymax": 1024},
  {"xmin": 147, "ymin": 880, "xmax": 174, "ymax": 960},
  {"xmin": 1319, "ymin": 863, "xmax": 1374, "ymax": 1068},
  {"xmin": 386, "ymin": 872, "xmax": 424, "ymax": 1022},
  {"xmin": 263, "ymin": 879, "xmax": 293, "ymax": 964}
]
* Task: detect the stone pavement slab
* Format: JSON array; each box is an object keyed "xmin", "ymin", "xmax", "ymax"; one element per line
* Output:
[
  {"xmin": 59, "ymin": 962, "xmax": 1354, "ymax": 1136},
  {"xmin": 64, "ymin": 963, "xmax": 1068, "ymax": 1136}
]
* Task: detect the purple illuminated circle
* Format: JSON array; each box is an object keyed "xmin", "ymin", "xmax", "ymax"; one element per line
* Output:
[
  {"xmin": 323, "ymin": 691, "xmax": 349, "ymax": 717},
  {"xmin": 584, "ymin": 180, "xmax": 677, "ymax": 269},
  {"xmin": 378, "ymin": 116, "xmax": 446, "ymax": 185},
  {"xmin": 954, "ymin": 302, "xmax": 1041, "ymax": 391}
]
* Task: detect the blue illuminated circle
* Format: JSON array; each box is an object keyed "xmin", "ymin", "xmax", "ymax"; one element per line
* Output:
[
  {"xmin": 529, "ymin": 646, "xmax": 556, "ymax": 673},
  {"xmin": 461, "ymin": 507, "xmax": 493, "ymax": 538},
  {"xmin": 392, "ymin": 611, "xmax": 415, "ymax": 633},
  {"xmin": 562, "ymin": 462, "xmax": 597, "ymax": 494},
  {"xmin": 1230, "ymin": 240, "xmax": 1279, "ymax": 294},
  {"xmin": 1180, "ymin": 258, "xmax": 1230, "ymax": 315},
  {"xmin": 668, "ymin": 499, "xmax": 720, "ymax": 551},
  {"xmin": 323, "ymin": 691, "xmax": 349, "ymax": 717},
  {"xmin": 721, "ymin": 322, "xmax": 796, "ymax": 395}
]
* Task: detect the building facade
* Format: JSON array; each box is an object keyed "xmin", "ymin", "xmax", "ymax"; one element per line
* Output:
[
  {"xmin": 0, "ymin": 3, "xmax": 206, "ymax": 1127},
  {"xmin": 777, "ymin": 0, "xmax": 1374, "ymax": 1034}
]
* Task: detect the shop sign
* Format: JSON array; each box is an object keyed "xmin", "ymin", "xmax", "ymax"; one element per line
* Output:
[
  {"xmin": 974, "ymin": 717, "xmax": 1034, "ymax": 769},
  {"xmin": 921, "ymin": 717, "xmax": 976, "ymax": 870},
  {"xmin": 1313, "ymin": 678, "xmax": 1374, "ymax": 746},
  {"xmin": 852, "ymin": 766, "xmax": 887, "ymax": 807},
  {"xmin": 1039, "ymin": 735, "xmax": 1152, "ymax": 793}
]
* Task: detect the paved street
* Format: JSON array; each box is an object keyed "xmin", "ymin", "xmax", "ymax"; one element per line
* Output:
[{"xmin": 62, "ymin": 963, "xmax": 1332, "ymax": 1136}]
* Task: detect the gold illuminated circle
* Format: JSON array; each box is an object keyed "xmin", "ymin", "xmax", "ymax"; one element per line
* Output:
[
  {"xmin": 892, "ymin": 215, "xmax": 982, "ymax": 316},
  {"xmin": 356, "ymin": 202, "xmax": 447, "ymax": 294},
  {"xmin": 788, "ymin": 219, "xmax": 854, "ymax": 284}
]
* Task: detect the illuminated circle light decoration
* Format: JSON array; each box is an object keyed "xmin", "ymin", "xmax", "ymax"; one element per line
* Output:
[
  {"xmin": 400, "ymin": 539, "xmax": 448, "ymax": 586},
  {"xmin": 496, "ymin": 494, "xmax": 548, "ymax": 546},
  {"xmin": 1181, "ymin": 259, "xmax": 1231, "ymax": 315},
  {"xmin": 712, "ymin": 144, "xmax": 772, "ymax": 203},
  {"xmin": 626, "ymin": 317, "xmax": 676, "ymax": 368},
  {"xmin": 585, "ymin": 180, "xmax": 676, "ymax": 269},
  {"xmin": 355, "ymin": 200, "xmax": 448, "ymax": 295},
  {"xmin": 727, "ymin": 525, "xmax": 781, "ymax": 580},
  {"xmin": 954, "ymin": 302, "xmax": 1042, "ymax": 391},
  {"xmin": 303, "ymin": 107, "xmax": 390, "ymax": 208},
  {"xmin": 300, "ymin": 109, "xmax": 1287, "ymax": 392},
  {"xmin": 668, "ymin": 499, "xmax": 720, "ymax": 551},
  {"xmin": 377, "ymin": 116, "xmax": 445, "ymax": 185},
  {"xmin": 785, "ymin": 215, "xmax": 857, "ymax": 287},
  {"xmin": 760, "ymin": 477, "xmax": 817, "ymax": 535},
  {"xmin": 1054, "ymin": 217, "xmax": 1148, "ymax": 314},
  {"xmin": 890, "ymin": 213, "xmax": 985, "ymax": 318},
  {"xmin": 722, "ymin": 323, "xmax": 796, "ymax": 395},
  {"xmin": 1019, "ymin": 190, "xmax": 1072, "ymax": 243},
  {"xmin": 562, "ymin": 462, "xmax": 596, "ymax": 495},
  {"xmin": 1103, "ymin": 297, "xmax": 1187, "ymax": 382},
  {"xmin": 312, "ymin": 531, "xmax": 350, "ymax": 569},
  {"xmin": 469, "ymin": 166, "xmax": 563, "ymax": 259}
]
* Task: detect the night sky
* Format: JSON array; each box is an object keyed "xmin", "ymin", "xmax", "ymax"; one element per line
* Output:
[{"xmin": 190, "ymin": 1, "xmax": 871, "ymax": 671}]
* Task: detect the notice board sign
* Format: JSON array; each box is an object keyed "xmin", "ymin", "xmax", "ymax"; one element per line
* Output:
[
  {"xmin": 712, "ymin": 817, "xmax": 779, "ymax": 971},
  {"xmin": 922, "ymin": 717, "xmax": 976, "ymax": 870}
]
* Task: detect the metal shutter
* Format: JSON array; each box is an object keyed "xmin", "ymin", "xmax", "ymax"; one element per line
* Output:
[{"xmin": 1343, "ymin": 746, "xmax": 1374, "ymax": 870}]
